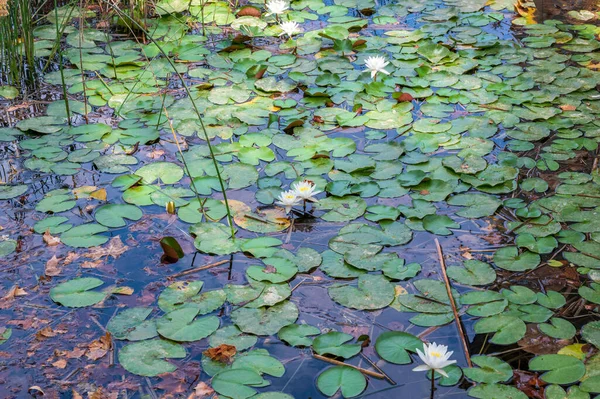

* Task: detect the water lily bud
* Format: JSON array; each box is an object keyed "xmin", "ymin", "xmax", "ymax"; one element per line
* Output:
[{"xmin": 166, "ymin": 201, "xmax": 176, "ymax": 215}]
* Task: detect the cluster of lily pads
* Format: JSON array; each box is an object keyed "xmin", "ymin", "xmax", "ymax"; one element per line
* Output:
[{"xmin": 2, "ymin": 0, "xmax": 600, "ymax": 397}]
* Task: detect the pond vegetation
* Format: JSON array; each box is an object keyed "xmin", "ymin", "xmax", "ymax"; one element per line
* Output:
[{"xmin": 1, "ymin": 0, "xmax": 600, "ymax": 398}]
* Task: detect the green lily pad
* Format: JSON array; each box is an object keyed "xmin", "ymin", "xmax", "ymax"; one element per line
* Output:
[
  {"xmin": 328, "ymin": 274, "xmax": 394, "ymax": 310},
  {"xmin": 316, "ymin": 366, "xmax": 367, "ymax": 398},
  {"xmin": 119, "ymin": 339, "xmax": 186, "ymax": 377},
  {"xmin": 49, "ymin": 277, "xmax": 106, "ymax": 308},
  {"xmin": 313, "ymin": 332, "xmax": 361, "ymax": 359},
  {"xmin": 374, "ymin": 331, "xmax": 422, "ymax": 365},
  {"xmin": 156, "ymin": 307, "xmax": 220, "ymax": 342},
  {"xmin": 231, "ymin": 301, "xmax": 298, "ymax": 336},
  {"xmin": 107, "ymin": 307, "xmax": 158, "ymax": 341}
]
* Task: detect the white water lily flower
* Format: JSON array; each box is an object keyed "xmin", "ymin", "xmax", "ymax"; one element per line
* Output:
[
  {"xmin": 265, "ymin": 0, "xmax": 288, "ymax": 15},
  {"xmin": 292, "ymin": 180, "xmax": 321, "ymax": 202},
  {"xmin": 364, "ymin": 55, "xmax": 390, "ymax": 79},
  {"xmin": 412, "ymin": 342, "xmax": 456, "ymax": 378},
  {"xmin": 279, "ymin": 21, "xmax": 301, "ymax": 38},
  {"xmin": 276, "ymin": 190, "xmax": 301, "ymax": 213}
]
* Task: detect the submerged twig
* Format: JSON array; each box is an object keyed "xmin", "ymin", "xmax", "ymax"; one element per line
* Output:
[
  {"xmin": 360, "ymin": 353, "xmax": 396, "ymax": 385},
  {"xmin": 313, "ymin": 353, "xmax": 385, "ymax": 379},
  {"xmin": 168, "ymin": 259, "xmax": 229, "ymax": 279},
  {"xmin": 434, "ymin": 238, "xmax": 472, "ymax": 368}
]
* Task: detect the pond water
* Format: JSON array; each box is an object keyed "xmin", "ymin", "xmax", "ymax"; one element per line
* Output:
[{"xmin": 1, "ymin": 0, "xmax": 600, "ymax": 398}]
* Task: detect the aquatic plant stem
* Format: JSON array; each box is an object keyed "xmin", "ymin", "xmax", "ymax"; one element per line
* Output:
[
  {"xmin": 434, "ymin": 238, "xmax": 472, "ymax": 368},
  {"xmin": 53, "ymin": 0, "xmax": 71, "ymax": 125},
  {"xmin": 100, "ymin": 0, "xmax": 235, "ymax": 238},
  {"xmin": 313, "ymin": 353, "xmax": 385, "ymax": 379},
  {"xmin": 163, "ymin": 106, "xmax": 207, "ymax": 214},
  {"xmin": 430, "ymin": 370, "xmax": 435, "ymax": 399}
]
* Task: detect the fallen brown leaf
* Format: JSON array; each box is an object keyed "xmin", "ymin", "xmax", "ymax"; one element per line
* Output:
[
  {"xmin": 45, "ymin": 255, "xmax": 61, "ymax": 276},
  {"xmin": 63, "ymin": 252, "xmax": 79, "ymax": 265},
  {"xmin": 43, "ymin": 230, "xmax": 61, "ymax": 246},
  {"xmin": 37, "ymin": 326, "xmax": 57, "ymax": 339},
  {"xmin": 188, "ymin": 382, "xmax": 214, "ymax": 399},
  {"xmin": 86, "ymin": 332, "xmax": 112, "ymax": 361},
  {"xmin": 203, "ymin": 344, "xmax": 237, "ymax": 364},
  {"xmin": 559, "ymin": 104, "xmax": 576, "ymax": 111},
  {"xmin": 52, "ymin": 358, "xmax": 67, "ymax": 369},
  {"xmin": 90, "ymin": 188, "xmax": 107, "ymax": 201},
  {"xmin": 83, "ymin": 236, "xmax": 128, "ymax": 260},
  {"xmin": 81, "ymin": 260, "xmax": 103, "ymax": 269}
]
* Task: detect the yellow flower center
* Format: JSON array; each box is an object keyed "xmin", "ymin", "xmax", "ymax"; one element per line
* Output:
[
  {"xmin": 285, "ymin": 195, "xmax": 295, "ymax": 200},
  {"xmin": 430, "ymin": 351, "xmax": 442, "ymax": 358},
  {"xmin": 299, "ymin": 187, "xmax": 309, "ymax": 192}
]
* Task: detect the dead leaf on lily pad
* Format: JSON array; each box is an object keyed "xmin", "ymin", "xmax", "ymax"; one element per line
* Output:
[
  {"xmin": 188, "ymin": 381, "xmax": 215, "ymax": 398},
  {"xmin": 83, "ymin": 236, "xmax": 128, "ymax": 260},
  {"xmin": 234, "ymin": 206, "xmax": 290, "ymax": 233},
  {"xmin": 43, "ymin": 230, "xmax": 61, "ymax": 246},
  {"xmin": 203, "ymin": 344, "xmax": 237, "ymax": 364}
]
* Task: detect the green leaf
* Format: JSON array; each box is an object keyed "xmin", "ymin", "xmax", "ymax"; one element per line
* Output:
[
  {"xmin": 135, "ymin": 162, "xmax": 184, "ymax": 184},
  {"xmin": 156, "ymin": 307, "xmax": 220, "ymax": 342},
  {"xmin": 0, "ymin": 185, "xmax": 28, "ymax": 200},
  {"xmin": 473, "ymin": 315, "xmax": 526, "ymax": 345},
  {"xmin": 278, "ymin": 324, "xmax": 320, "ymax": 347},
  {"xmin": 493, "ymin": 247, "xmax": 540, "ymax": 271},
  {"xmin": 209, "ymin": 326, "xmax": 257, "ymax": 351},
  {"xmin": 328, "ymin": 274, "xmax": 394, "ymax": 310},
  {"xmin": 95, "ymin": 204, "xmax": 143, "ymax": 227},
  {"xmin": 447, "ymin": 260, "xmax": 496, "ymax": 285},
  {"xmin": 232, "ymin": 349, "xmax": 285, "ymax": 377},
  {"xmin": 107, "ymin": 307, "xmax": 157, "ymax": 341},
  {"xmin": 61, "ymin": 223, "xmax": 109, "ymax": 248},
  {"xmin": 231, "ymin": 301, "xmax": 298, "ymax": 336},
  {"xmin": 50, "ymin": 277, "xmax": 106, "ymax": 308},
  {"xmin": 316, "ymin": 366, "xmax": 367, "ymax": 398},
  {"xmin": 539, "ymin": 318, "xmax": 576, "ymax": 339},
  {"xmin": 0, "ymin": 327, "xmax": 12, "ymax": 345},
  {"xmin": 529, "ymin": 355, "xmax": 585, "ymax": 385},
  {"xmin": 246, "ymin": 257, "xmax": 298, "ymax": 283},
  {"xmin": 463, "ymin": 355, "xmax": 512, "ymax": 384},
  {"xmin": 468, "ymin": 383, "xmax": 528, "ymax": 399},
  {"xmin": 211, "ymin": 368, "xmax": 266, "ymax": 399},
  {"xmin": 375, "ymin": 331, "xmax": 422, "ymax": 364},
  {"xmin": 313, "ymin": 332, "xmax": 362, "ymax": 358},
  {"xmin": 422, "ymin": 214, "xmax": 460, "ymax": 236},
  {"xmin": 119, "ymin": 339, "xmax": 186, "ymax": 377},
  {"xmin": 582, "ymin": 321, "xmax": 600, "ymax": 349}
]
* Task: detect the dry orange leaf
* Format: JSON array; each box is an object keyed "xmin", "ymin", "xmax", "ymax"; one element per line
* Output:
[
  {"xmin": 86, "ymin": 332, "xmax": 112, "ymax": 361},
  {"xmin": 188, "ymin": 382, "xmax": 214, "ymax": 399},
  {"xmin": 560, "ymin": 104, "xmax": 577, "ymax": 111},
  {"xmin": 43, "ymin": 230, "xmax": 61, "ymax": 246},
  {"xmin": 52, "ymin": 358, "xmax": 67, "ymax": 369},
  {"xmin": 45, "ymin": 255, "xmax": 61, "ymax": 276},
  {"xmin": 203, "ymin": 344, "xmax": 237, "ymax": 364},
  {"xmin": 90, "ymin": 188, "xmax": 107, "ymax": 201}
]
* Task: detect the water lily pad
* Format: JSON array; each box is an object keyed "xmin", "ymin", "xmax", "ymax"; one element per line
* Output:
[
  {"xmin": 61, "ymin": 223, "xmax": 109, "ymax": 247},
  {"xmin": 374, "ymin": 331, "xmax": 422, "ymax": 364},
  {"xmin": 119, "ymin": 339, "xmax": 186, "ymax": 377},
  {"xmin": 529, "ymin": 355, "xmax": 585, "ymax": 385},
  {"xmin": 313, "ymin": 332, "xmax": 361, "ymax": 359},
  {"xmin": 211, "ymin": 368, "xmax": 267, "ymax": 399},
  {"xmin": 231, "ymin": 301, "xmax": 298, "ymax": 336},
  {"xmin": 95, "ymin": 204, "xmax": 143, "ymax": 227},
  {"xmin": 50, "ymin": 277, "xmax": 106, "ymax": 308},
  {"xmin": 316, "ymin": 366, "xmax": 366, "ymax": 398},
  {"xmin": 328, "ymin": 274, "xmax": 394, "ymax": 310},
  {"xmin": 107, "ymin": 307, "xmax": 158, "ymax": 341},
  {"xmin": 0, "ymin": 185, "xmax": 28, "ymax": 200},
  {"xmin": 278, "ymin": 324, "xmax": 320, "ymax": 347},
  {"xmin": 156, "ymin": 307, "xmax": 220, "ymax": 342}
]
